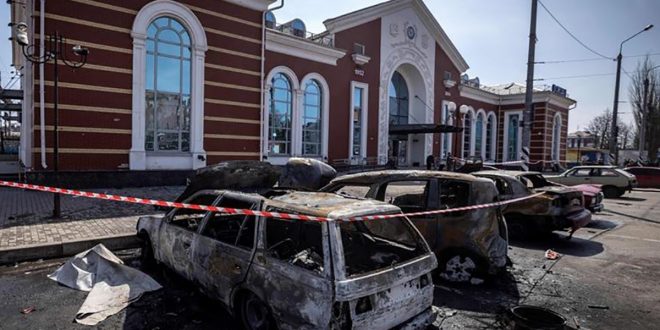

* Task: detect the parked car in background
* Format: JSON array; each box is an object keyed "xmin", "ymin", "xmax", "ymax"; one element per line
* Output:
[
  {"xmin": 322, "ymin": 170, "xmax": 508, "ymax": 284},
  {"xmin": 473, "ymin": 171, "xmax": 591, "ymax": 238},
  {"xmin": 545, "ymin": 166, "xmax": 637, "ymax": 198},
  {"xmin": 138, "ymin": 190, "xmax": 438, "ymax": 329},
  {"xmin": 515, "ymin": 172, "xmax": 604, "ymax": 213},
  {"xmin": 624, "ymin": 167, "xmax": 660, "ymax": 188}
]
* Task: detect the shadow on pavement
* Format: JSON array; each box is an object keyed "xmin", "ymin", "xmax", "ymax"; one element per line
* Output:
[
  {"xmin": 604, "ymin": 209, "xmax": 660, "ymax": 225},
  {"xmin": 509, "ymin": 234, "xmax": 604, "ymax": 257},
  {"xmin": 585, "ymin": 219, "xmax": 620, "ymax": 230},
  {"xmin": 122, "ymin": 259, "xmax": 239, "ymax": 330},
  {"xmin": 434, "ymin": 270, "xmax": 520, "ymax": 315},
  {"xmin": 612, "ymin": 196, "xmax": 646, "ymax": 202}
]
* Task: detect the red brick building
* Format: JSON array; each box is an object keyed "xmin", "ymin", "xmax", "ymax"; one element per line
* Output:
[{"xmin": 9, "ymin": 0, "xmax": 575, "ymax": 177}]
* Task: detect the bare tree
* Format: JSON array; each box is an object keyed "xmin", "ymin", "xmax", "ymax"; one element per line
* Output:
[
  {"xmin": 629, "ymin": 56, "xmax": 660, "ymax": 161},
  {"xmin": 585, "ymin": 109, "xmax": 635, "ymax": 150}
]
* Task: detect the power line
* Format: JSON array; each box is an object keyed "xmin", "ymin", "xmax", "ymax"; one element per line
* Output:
[
  {"xmin": 538, "ymin": 0, "xmax": 613, "ymax": 60},
  {"xmin": 537, "ymin": 53, "xmax": 660, "ymax": 64},
  {"xmin": 534, "ymin": 72, "xmax": 616, "ymax": 81}
]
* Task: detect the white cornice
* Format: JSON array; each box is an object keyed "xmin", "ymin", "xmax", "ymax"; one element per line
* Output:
[
  {"xmin": 224, "ymin": 0, "xmax": 275, "ymax": 11},
  {"xmin": 352, "ymin": 53, "xmax": 371, "ymax": 65},
  {"xmin": 266, "ymin": 30, "xmax": 347, "ymax": 66},
  {"xmin": 459, "ymin": 85, "xmax": 577, "ymax": 109},
  {"xmin": 323, "ymin": 0, "xmax": 469, "ymax": 73},
  {"xmin": 458, "ymin": 85, "xmax": 499, "ymax": 104}
]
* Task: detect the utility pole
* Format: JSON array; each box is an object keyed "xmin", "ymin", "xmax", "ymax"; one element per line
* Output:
[
  {"xmin": 522, "ymin": 0, "xmax": 538, "ymax": 170},
  {"xmin": 609, "ymin": 52, "xmax": 623, "ymax": 165},
  {"xmin": 639, "ymin": 77, "xmax": 649, "ymax": 161}
]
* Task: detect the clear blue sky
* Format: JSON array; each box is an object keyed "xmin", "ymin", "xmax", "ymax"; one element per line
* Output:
[{"xmin": 2, "ymin": 0, "xmax": 659, "ymax": 131}]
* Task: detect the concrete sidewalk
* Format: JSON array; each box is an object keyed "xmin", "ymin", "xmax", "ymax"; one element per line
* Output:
[{"xmin": 0, "ymin": 185, "xmax": 184, "ymax": 263}]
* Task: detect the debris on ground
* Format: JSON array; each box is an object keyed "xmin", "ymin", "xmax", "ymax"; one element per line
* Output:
[
  {"xmin": 545, "ymin": 249, "xmax": 561, "ymax": 260},
  {"xmin": 470, "ymin": 277, "xmax": 485, "ymax": 285},
  {"xmin": 47, "ymin": 244, "xmax": 162, "ymax": 325},
  {"xmin": 20, "ymin": 306, "xmax": 36, "ymax": 314},
  {"xmin": 587, "ymin": 305, "xmax": 610, "ymax": 310}
]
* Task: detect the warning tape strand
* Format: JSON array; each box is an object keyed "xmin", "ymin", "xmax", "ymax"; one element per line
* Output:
[{"xmin": 0, "ymin": 180, "xmax": 543, "ymax": 222}]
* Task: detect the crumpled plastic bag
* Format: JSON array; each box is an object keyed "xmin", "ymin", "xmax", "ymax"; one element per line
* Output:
[{"xmin": 48, "ymin": 244, "xmax": 162, "ymax": 325}]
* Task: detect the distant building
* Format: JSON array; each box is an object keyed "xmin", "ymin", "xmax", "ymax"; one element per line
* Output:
[
  {"xmin": 566, "ymin": 131, "xmax": 605, "ymax": 164},
  {"xmin": 9, "ymin": 0, "xmax": 576, "ymax": 180}
]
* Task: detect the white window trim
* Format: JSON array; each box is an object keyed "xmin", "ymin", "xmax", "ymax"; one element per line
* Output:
[
  {"xmin": 552, "ymin": 112, "xmax": 562, "ymax": 162},
  {"xmin": 440, "ymin": 101, "xmax": 455, "ymax": 159},
  {"xmin": 486, "ymin": 112, "xmax": 498, "ymax": 162},
  {"xmin": 263, "ymin": 66, "xmax": 300, "ymax": 165},
  {"xmin": 349, "ymin": 81, "xmax": 369, "ymax": 161},
  {"xmin": 475, "ymin": 109, "xmax": 487, "ymax": 158},
  {"xmin": 300, "ymin": 73, "xmax": 330, "ymax": 160},
  {"xmin": 503, "ymin": 110, "xmax": 523, "ymax": 162},
  {"xmin": 129, "ymin": 0, "xmax": 208, "ymax": 170},
  {"xmin": 461, "ymin": 107, "xmax": 475, "ymax": 158}
]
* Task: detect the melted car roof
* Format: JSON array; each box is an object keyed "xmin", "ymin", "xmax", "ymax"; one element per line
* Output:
[{"xmin": 331, "ymin": 170, "xmax": 484, "ymax": 184}]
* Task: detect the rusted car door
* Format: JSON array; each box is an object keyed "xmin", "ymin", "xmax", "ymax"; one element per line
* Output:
[
  {"xmin": 373, "ymin": 179, "xmax": 439, "ymax": 249},
  {"xmin": 159, "ymin": 193, "xmax": 218, "ymax": 281},
  {"xmin": 248, "ymin": 217, "xmax": 333, "ymax": 328},
  {"xmin": 192, "ymin": 194, "xmax": 261, "ymax": 305}
]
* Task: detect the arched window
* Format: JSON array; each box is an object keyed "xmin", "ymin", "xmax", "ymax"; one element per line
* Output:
[
  {"xmin": 389, "ymin": 72, "xmax": 409, "ymax": 125},
  {"xmin": 462, "ymin": 110, "xmax": 473, "ymax": 158},
  {"xmin": 475, "ymin": 112, "xmax": 484, "ymax": 158},
  {"xmin": 145, "ymin": 17, "xmax": 192, "ymax": 152},
  {"xmin": 507, "ymin": 115, "xmax": 520, "ymax": 161},
  {"xmin": 269, "ymin": 73, "xmax": 293, "ymax": 155},
  {"xmin": 485, "ymin": 113, "xmax": 496, "ymax": 161},
  {"xmin": 552, "ymin": 113, "xmax": 562, "ymax": 162},
  {"xmin": 302, "ymin": 80, "xmax": 322, "ymax": 156},
  {"xmin": 441, "ymin": 102, "xmax": 455, "ymax": 159}
]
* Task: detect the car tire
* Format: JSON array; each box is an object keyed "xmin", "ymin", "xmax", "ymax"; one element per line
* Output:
[
  {"xmin": 436, "ymin": 248, "xmax": 488, "ymax": 284},
  {"xmin": 602, "ymin": 186, "xmax": 620, "ymax": 199},
  {"xmin": 239, "ymin": 292, "xmax": 275, "ymax": 330},
  {"xmin": 139, "ymin": 234, "xmax": 156, "ymax": 270}
]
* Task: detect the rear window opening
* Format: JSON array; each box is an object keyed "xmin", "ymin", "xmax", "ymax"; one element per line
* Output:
[
  {"xmin": 265, "ymin": 216, "xmax": 325, "ymax": 275},
  {"xmin": 339, "ymin": 217, "xmax": 426, "ymax": 277}
]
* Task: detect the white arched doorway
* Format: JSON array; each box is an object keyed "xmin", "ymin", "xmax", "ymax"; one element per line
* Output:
[{"xmin": 387, "ymin": 63, "xmax": 430, "ymax": 167}]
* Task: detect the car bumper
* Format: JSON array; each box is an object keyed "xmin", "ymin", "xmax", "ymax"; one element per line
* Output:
[
  {"xmin": 396, "ymin": 306, "xmax": 439, "ymax": 330},
  {"xmin": 588, "ymin": 203, "xmax": 604, "ymax": 213},
  {"xmin": 566, "ymin": 209, "xmax": 592, "ymax": 230}
]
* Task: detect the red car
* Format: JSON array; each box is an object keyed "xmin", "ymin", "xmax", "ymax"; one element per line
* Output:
[
  {"xmin": 624, "ymin": 167, "xmax": 660, "ymax": 188},
  {"xmin": 572, "ymin": 184, "xmax": 604, "ymax": 213}
]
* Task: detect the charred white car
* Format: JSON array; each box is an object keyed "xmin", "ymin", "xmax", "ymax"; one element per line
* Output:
[{"xmin": 137, "ymin": 190, "xmax": 438, "ymax": 329}]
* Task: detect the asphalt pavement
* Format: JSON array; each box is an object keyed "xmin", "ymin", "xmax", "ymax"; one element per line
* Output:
[{"xmin": 0, "ymin": 189, "xmax": 659, "ymax": 329}]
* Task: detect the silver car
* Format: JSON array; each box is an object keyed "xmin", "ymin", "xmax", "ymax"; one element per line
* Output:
[{"xmin": 137, "ymin": 189, "xmax": 438, "ymax": 329}]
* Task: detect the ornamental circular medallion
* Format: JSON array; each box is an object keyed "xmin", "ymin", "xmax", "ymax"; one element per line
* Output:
[{"xmin": 406, "ymin": 26, "xmax": 416, "ymax": 40}]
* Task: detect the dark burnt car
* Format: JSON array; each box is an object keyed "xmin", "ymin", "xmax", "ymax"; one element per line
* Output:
[
  {"xmin": 137, "ymin": 190, "xmax": 437, "ymax": 330},
  {"xmin": 473, "ymin": 171, "xmax": 592, "ymax": 238},
  {"xmin": 516, "ymin": 172, "xmax": 604, "ymax": 213},
  {"xmin": 322, "ymin": 170, "xmax": 508, "ymax": 284}
]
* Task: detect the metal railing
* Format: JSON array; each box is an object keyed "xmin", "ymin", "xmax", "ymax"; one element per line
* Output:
[{"xmin": 268, "ymin": 24, "xmax": 335, "ymax": 47}]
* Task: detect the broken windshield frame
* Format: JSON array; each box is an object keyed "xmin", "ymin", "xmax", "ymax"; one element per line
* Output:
[{"xmin": 335, "ymin": 215, "xmax": 427, "ymax": 278}]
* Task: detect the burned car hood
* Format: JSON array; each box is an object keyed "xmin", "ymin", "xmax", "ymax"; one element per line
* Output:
[{"xmin": 534, "ymin": 186, "xmax": 582, "ymax": 198}]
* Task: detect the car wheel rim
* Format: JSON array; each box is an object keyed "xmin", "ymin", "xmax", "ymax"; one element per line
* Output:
[
  {"xmin": 244, "ymin": 295, "xmax": 270, "ymax": 330},
  {"xmin": 440, "ymin": 255, "xmax": 476, "ymax": 282}
]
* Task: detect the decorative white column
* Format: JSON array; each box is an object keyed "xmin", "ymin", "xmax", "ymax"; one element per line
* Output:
[
  {"xmin": 191, "ymin": 47, "xmax": 207, "ymax": 169},
  {"xmin": 129, "ymin": 35, "xmax": 147, "ymax": 170}
]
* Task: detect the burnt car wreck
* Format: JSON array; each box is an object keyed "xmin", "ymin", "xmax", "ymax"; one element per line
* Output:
[
  {"xmin": 321, "ymin": 170, "xmax": 508, "ymax": 284},
  {"xmin": 474, "ymin": 171, "xmax": 592, "ymax": 238},
  {"xmin": 137, "ymin": 187, "xmax": 438, "ymax": 329}
]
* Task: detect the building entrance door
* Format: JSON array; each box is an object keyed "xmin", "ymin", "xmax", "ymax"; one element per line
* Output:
[{"xmin": 388, "ymin": 135, "xmax": 408, "ymax": 166}]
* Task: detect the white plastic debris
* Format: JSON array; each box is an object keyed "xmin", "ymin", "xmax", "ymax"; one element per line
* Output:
[{"xmin": 48, "ymin": 244, "xmax": 162, "ymax": 325}]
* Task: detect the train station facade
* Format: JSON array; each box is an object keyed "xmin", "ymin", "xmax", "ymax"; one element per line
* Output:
[{"xmin": 9, "ymin": 0, "xmax": 576, "ymax": 175}]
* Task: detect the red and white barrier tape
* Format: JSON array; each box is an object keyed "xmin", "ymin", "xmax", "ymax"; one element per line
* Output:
[{"xmin": 0, "ymin": 180, "xmax": 543, "ymax": 222}]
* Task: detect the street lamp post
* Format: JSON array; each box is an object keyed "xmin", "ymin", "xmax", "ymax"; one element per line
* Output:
[
  {"xmin": 639, "ymin": 64, "xmax": 660, "ymax": 162},
  {"xmin": 609, "ymin": 24, "xmax": 654, "ymax": 166},
  {"xmin": 14, "ymin": 23, "xmax": 88, "ymax": 218}
]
